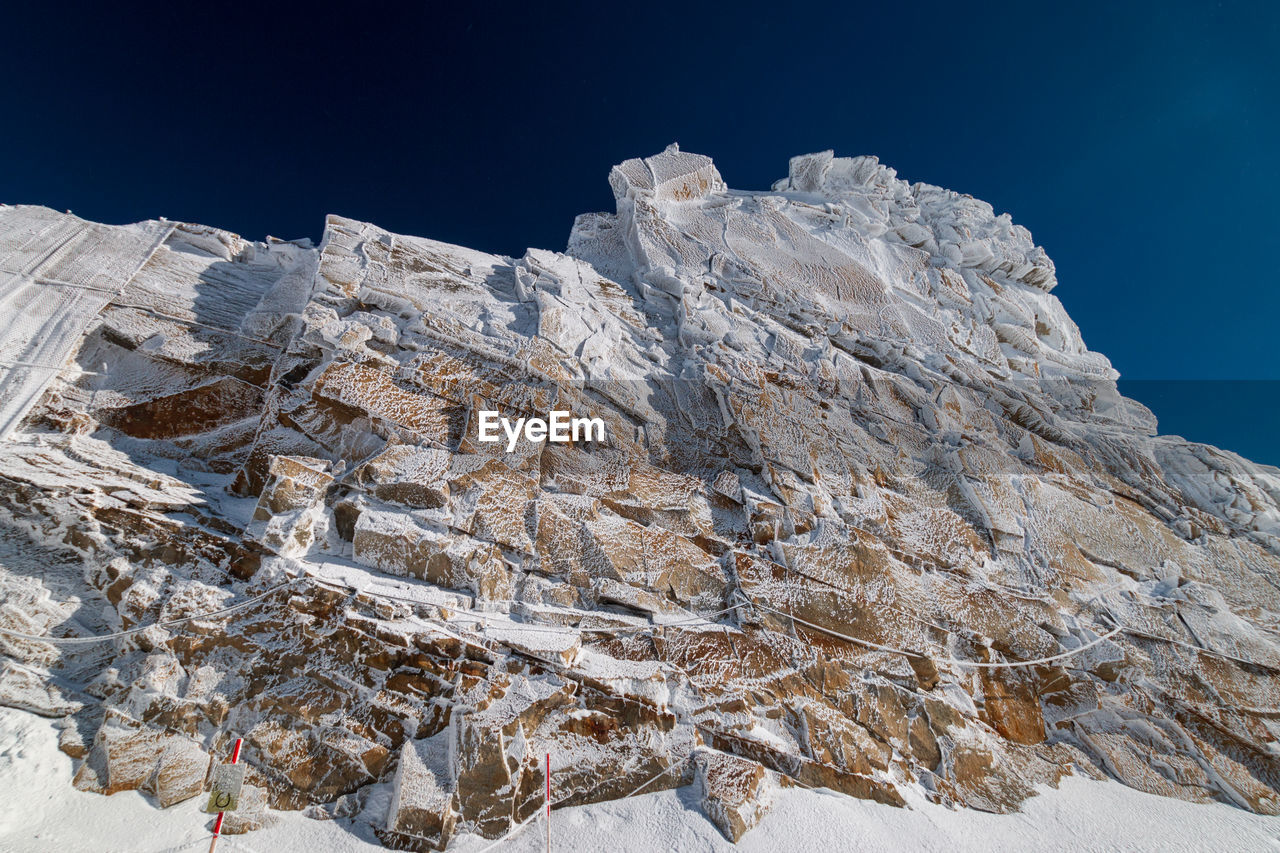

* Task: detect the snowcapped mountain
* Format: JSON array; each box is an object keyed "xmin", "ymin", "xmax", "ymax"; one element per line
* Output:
[{"xmin": 1, "ymin": 146, "xmax": 1278, "ymax": 850}]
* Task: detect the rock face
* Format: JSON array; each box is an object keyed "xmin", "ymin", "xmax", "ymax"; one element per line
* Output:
[
  {"xmin": 694, "ymin": 749, "xmax": 773, "ymax": 842},
  {"xmin": 2, "ymin": 145, "xmax": 1280, "ymax": 847},
  {"xmin": 384, "ymin": 730, "xmax": 457, "ymax": 850}
]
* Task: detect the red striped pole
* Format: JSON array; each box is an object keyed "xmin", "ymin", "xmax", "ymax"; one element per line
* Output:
[
  {"xmin": 209, "ymin": 738, "xmax": 243, "ymax": 853},
  {"xmin": 545, "ymin": 752, "xmax": 551, "ymax": 852}
]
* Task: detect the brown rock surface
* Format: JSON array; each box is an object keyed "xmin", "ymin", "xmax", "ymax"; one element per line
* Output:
[{"xmin": 693, "ymin": 750, "xmax": 773, "ymax": 842}]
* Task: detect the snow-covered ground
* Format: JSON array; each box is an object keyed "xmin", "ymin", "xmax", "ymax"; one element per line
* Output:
[{"xmin": 2, "ymin": 707, "xmax": 1275, "ymax": 853}]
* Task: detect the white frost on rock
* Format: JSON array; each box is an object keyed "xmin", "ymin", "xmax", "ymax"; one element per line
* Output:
[{"xmin": 2, "ymin": 147, "xmax": 1280, "ymax": 852}]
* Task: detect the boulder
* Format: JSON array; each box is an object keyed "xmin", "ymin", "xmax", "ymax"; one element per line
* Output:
[
  {"xmin": 383, "ymin": 731, "xmax": 457, "ymax": 851},
  {"xmin": 693, "ymin": 750, "xmax": 772, "ymax": 842}
]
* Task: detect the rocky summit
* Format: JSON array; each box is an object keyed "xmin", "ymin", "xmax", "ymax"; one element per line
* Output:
[{"xmin": 1, "ymin": 146, "xmax": 1278, "ymax": 849}]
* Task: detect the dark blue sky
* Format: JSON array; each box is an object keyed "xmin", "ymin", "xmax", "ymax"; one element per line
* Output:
[{"xmin": 4, "ymin": 2, "xmax": 1278, "ymax": 462}]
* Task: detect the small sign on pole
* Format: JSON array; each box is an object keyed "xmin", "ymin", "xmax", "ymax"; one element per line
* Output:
[
  {"xmin": 206, "ymin": 762, "xmax": 246, "ymax": 814},
  {"xmin": 207, "ymin": 737, "xmax": 244, "ymax": 853}
]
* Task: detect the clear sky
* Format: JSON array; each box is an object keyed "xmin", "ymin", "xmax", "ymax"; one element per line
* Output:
[{"xmin": 3, "ymin": 2, "xmax": 1277, "ymax": 462}]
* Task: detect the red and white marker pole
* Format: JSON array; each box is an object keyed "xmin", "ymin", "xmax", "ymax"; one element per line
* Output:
[
  {"xmin": 209, "ymin": 737, "xmax": 243, "ymax": 853},
  {"xmin": 545, "ymin": 752, "xmax": 551, "ymax": 853}
]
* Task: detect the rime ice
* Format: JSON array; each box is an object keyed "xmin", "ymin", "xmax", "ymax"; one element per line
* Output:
[{"xmin": 1, "ymin": 146, "xmax": 1278, "ymax": 852}]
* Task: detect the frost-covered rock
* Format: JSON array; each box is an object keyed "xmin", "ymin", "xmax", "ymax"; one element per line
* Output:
[
  {"xmin": 245, "ymin": 455, "xmax": 333, "ymax": 557},
  {"xmin": 2, "ymin": 146, "xmax": 1280, "ymax": 848},
  {"xmin": 383, "ymin": 730, "xmax": 457, "ymax": 850},
  {"xmin": 693, "ymin": 749, "xmax": 773, "ymax": 842}
]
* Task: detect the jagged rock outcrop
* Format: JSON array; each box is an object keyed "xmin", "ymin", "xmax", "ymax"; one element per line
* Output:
[
  {"xmin": 693, "ymin": 749, "xmax": 773, "ymax": 842},
  {"xmin": 1, "ymin": 145, "xmax": 1279, "ymax": 847}
]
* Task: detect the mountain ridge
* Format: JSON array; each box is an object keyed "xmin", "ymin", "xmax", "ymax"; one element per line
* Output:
[{"xmin": 0, "ymin": 147, "xmax": 1277, "ymax": 849}]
